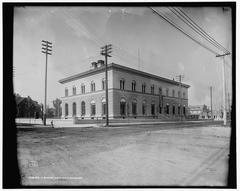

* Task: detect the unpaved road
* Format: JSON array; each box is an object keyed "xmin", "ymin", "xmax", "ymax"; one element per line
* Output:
[{"xmin": 17, "ymin": 122, "xmax": 231, "ymax": 186}]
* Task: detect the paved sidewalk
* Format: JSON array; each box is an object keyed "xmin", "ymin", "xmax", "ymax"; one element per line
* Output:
[{"xmin": 17, "ymin": 120, "xmax": 224, "ymax": 128}]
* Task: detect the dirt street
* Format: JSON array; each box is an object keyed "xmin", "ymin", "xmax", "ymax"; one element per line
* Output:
[{"xmin": 17, "ymin": 122, "xmax": 231, "ymax": 186}]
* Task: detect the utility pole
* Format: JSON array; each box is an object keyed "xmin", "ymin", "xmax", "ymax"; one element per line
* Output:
[
  {"xmin": 41, "ymin": 40, "xmax": 52, "ymax": 126},
  {"xmin": 101, "ymin": 44, "xmax": 112, "ymax": 127},
  {"xmin": 176, "ymin": 75, "xmax": 184, "ymax": 121},
  {"xmin": 228, "ymin": 93, "xmax": 231, "ymax": 121},
  {"xmin": 228, "ymin": 93, "xmax": 231, "ymax": 113},
  {"xmin": 210, "ymin": 86, "xmax": 213, "ymax": 119},
  {"xmin": 216, "ymin": 52, "xmax": 230, "ymax": 126}
]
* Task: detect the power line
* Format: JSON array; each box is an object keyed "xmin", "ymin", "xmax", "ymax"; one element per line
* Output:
[
  {"xmin": 150, "ymin": 7, "xmax": 219, "ymax": 55},
  {"xmin": 62, "ymin": 9, "xmax": 149, "ymax": 68},
  {"xmin": 168, "ymin": 7, "xmax": 227, "ymax": 54},
  {"xmin": 175, "ymin": 7, "xmax": 230, "ymax": 54}
]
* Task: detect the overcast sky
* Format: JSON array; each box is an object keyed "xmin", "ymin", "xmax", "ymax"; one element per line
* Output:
[{"xmin": 13, "ymin": 6, "xmax": 232, "ymax": 110}]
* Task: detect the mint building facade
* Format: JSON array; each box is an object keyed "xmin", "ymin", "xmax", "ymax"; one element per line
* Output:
[{"xmin": 59, "ymin": 61, "xmax": 190, "ymax": 119}]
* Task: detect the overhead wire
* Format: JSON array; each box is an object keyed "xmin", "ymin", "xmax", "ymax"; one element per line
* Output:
[
  {"xmin": 175, "ymin": 7, "xmax": 230, "ymax": 54},
  {"xmin": 168, "ymin": 7, "xmax": 228, "ymax": 54},
  {"xmin": 150, "ymin": 7, "xmax": 219, "ymax": 55},
  {"xmin": 62, "ymin": 9, "xmax": 146, "ymax": 67}
]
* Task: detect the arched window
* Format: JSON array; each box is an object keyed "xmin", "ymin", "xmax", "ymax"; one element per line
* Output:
[
  {"xmin": 102, "ymin": 98, "xmax": 106, "ymax": 115},
  {"xmin": 159, "ymin": 104, "xmax": 162, "ymax": 114},
  {"xmin": 151, "ymin": 102, "xmax": 155, "ymax": 115},
  {"xmin": 65, "ymin": 103, "xmax": 68, "ymax": 116},
  {"xmin": 65, "ymin": 88, "xmax": 68, "ymax": 97},
  {"xmin": 172, "ymin": 105, "xmax": 175, "ymax": 115},
  {"xmin": 91, "ymin": 100, "xmax": 96, "ymax": 116},
  {"xmin": 72, "ymin": 102, "xmax": 76, "ymax": 116},
  {"xmin": 132, "ymin": 80, "xmax": 136, "ymax": 92},
  {"xmin": 172, "ymin": 89, "xmax": 175, "ymax": 97},
  {"xmin": 166, "ymin": 104, "xmax": 169, "ymax": 114},
  {"xmin": 120, "ymin": 79, "xmax": 125, "ymax": 90},
  {"xmin": 178, "ymin": 105, "xmax": 181, "ymax": 115},
  {"xmin": 81, "ymin": 101, "xmax": 85, "ymax": 116},
  {"xmin": 178, "ymin": 91, "xmax": 181, "ymax": 98},
  {"xmin": 142, "ymin": 100, "xmax": 146, "ymax": 115},
  {"xmin": 120, "ymin": 98, "xmax": 126, "ymax": 115},
  {"xmin": 132, "ymin": 99, "xmax": 137, "ymax": 115},
  {"xmin": 183, "ymin": 105, "xmax": 186, "ymax": 115}
]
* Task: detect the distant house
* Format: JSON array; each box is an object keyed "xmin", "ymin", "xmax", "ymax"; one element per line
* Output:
[
  {"xmin": 15, "ymin": 95, "xmax": 42, "ymax": 118},
  {"xmin": 188, "ymin": 105, "xmax": 210, "ymax": 119}
]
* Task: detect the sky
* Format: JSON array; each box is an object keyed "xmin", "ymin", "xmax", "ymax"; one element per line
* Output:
[{"xmin": 13, "ymin": 6, "xmax": 232, "ymax": 110}]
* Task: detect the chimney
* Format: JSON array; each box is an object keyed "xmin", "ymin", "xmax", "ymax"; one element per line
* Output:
[
  {"xmin": 91, "ymin": 62, "xmax": 97, "ymax": 69},
  {"xmin": 97, "ymin": 60, "xmax": 105, "ymax": 67}
]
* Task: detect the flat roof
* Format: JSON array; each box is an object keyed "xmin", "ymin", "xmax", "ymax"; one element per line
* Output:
[{"xmin": 59, "ymin": 63, "xmax": 190, "ymax": 88}]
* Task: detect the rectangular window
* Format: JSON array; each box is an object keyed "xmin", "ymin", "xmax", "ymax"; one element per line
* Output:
[
  {"xmin": 178, "ymin": 106, "xmax": 180, "ymax": 115},
  {"xmin": 151, "ymin": 85, "xmax": 154, "ymax": 94},
  {"xmin": 120, "ymin": 80, "xmax": 125, "ymax": 90},
  {"xmin": 65, "ymin": 89, "xmax": 68, "ymax": 97},
  {"xmin": 142, "ymin": 84, "xmax": 146, "ymax": 93},
  {"xmin": 102, "ymin": 80, "xmax": 105, "ymax": 90},
  {"xmin": 159, "ymin": 88, "xmax": 162, "ymax": 95},
  {"xmin": 81, "ymin": 85, "xmax": 85, "ymax": 94},
  {"xmin": 91, "ymin": 83, "xmax": 95, "ymax": 92},
  {"xmin": 73, "ymin": 87, "xmax": 76, "ymax": 95},
  {"xmin": 132, "ymin": 81, "xmax": 136, "ymax": 92}
]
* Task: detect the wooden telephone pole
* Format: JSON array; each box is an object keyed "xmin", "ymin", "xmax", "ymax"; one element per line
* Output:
[
  {"xmin": 210, "ymin": 86, "xmax": 213, "ymax": 119},
  {"xmin": 176, "ymin": 75, "xmax": 184, "ymax": 120},
  {"xmin": 216, "ymin": 52, "xmax": 230, "ymax": 126},
  {"xmin": 101, "ymin": 44, "xmax": 112, "ymax": 127},
  {"xmin": 41, "ymin": 40, "xmax": 52, "ymax": 126}
]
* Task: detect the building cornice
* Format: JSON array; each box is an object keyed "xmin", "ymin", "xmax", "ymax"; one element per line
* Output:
[
  {"xmin": 61, "ymin": 87, "xmax": 188, "ymax": 101},
  {"xmin": 59, "ymin": 63, "xmax": 190, "ymax": 88}
]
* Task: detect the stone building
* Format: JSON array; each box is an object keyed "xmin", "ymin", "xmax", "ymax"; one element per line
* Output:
[
  {"xmin": 188, "ymin": 105, "xmax": 210, "ymax": 119},
  {"xmin": 59, "ymin": 60, "xmax": 190, "ymax": 119}
]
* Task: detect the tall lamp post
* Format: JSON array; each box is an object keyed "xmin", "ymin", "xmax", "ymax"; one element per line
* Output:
[{"xmin": 41, "ymin": 40, "xmax": 52, "ymax": 125}]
